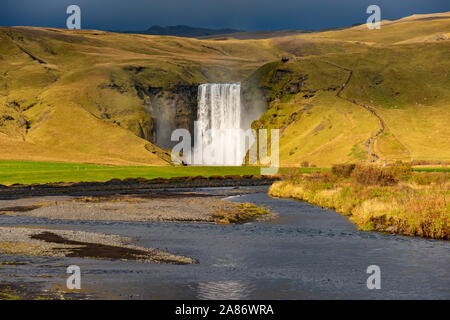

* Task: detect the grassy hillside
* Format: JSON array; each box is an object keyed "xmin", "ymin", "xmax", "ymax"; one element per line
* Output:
[
  {"xmin": 248, "ymin": 12, "xmax": 450, "ymax": 166},
  {"xmin": 0, "ymin": 12, "xmax": 449, "ymax": 169}
]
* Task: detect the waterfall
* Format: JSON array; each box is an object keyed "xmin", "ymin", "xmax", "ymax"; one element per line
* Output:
[{"xmin": 195, "ymin": 83, "xmax": 248, "ymax": 166}]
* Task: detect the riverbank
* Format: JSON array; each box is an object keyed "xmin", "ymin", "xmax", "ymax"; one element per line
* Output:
[
  {"xmin": 269, "ymin": 164, "xmax": 449, "ymax": 240},
  {"xmin": 0, "ymin": 175, "xmax": 279, "ymax": 198}
]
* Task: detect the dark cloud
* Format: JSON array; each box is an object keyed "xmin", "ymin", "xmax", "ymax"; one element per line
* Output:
[{"xmin": 1, "ymin": 0, "xmax": 449, "ymax": 31}]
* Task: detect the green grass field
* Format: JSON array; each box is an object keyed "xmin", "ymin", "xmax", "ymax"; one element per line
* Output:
[
  {"xmin": 0, "ymin": 160, "xmax": 265, "ymax": 185},
  {"xmin": 412, "ymin": 167, "xmax": 450, "ymax": 172},
  {"xmin": 0, "ymin": 160, "xmax": 444, "ymax": 185}
]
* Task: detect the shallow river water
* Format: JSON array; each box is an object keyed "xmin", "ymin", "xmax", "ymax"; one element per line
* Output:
[{"xmin": 0, "ymin": 186, "xmax": 449, "ymax": 299}]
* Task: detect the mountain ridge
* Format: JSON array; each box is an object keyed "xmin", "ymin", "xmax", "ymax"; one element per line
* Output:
[{"xmin": 116, "ymin": 24, "xmax": 244, "ymax": 37}]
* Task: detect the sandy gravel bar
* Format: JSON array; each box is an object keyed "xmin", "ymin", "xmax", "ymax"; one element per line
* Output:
[
  {"xmin": 0, "ymin": 227, "xmax": 197, "ymax": 264},
  {"xmin": 0, "ymin": 193, "xmax": 250, "ymax": 222}
]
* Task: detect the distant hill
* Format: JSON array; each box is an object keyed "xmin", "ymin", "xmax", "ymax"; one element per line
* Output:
[
  {"xmin": 200, "ymin": 30, "xmax": 311, "ymax": 40},
  {"xmin": 118, "ymin": 25, "xmax": 244, "ymax": 37}
]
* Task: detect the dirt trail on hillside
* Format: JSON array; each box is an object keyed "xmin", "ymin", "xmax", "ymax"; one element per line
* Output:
[{"xmin": 322, "ymin": 61, "xmax": 385, "ymax": 161}]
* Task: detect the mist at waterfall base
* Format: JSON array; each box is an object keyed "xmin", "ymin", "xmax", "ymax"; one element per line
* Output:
[{"xmin": 192, "ymin": 83, "xmax": 264, "ymax": 166}]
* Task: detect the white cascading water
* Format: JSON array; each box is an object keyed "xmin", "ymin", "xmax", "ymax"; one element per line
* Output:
[{"xmin": 195, "ymin": 83, "xmax": 247, "ymax": 166}]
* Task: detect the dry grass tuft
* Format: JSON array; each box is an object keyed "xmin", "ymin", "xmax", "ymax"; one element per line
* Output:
[{"xmin": 213, "ymin": 202, "xmax": 271, "ymax": 224}]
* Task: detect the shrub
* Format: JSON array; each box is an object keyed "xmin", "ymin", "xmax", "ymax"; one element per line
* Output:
[
  {"xmin": 331, "ymin": 164, "xmax": 356, "ymax": 178},
  {"xmin": 351, "ymin": 165, "xmax": 398, "ymax": 186},
  {"xmin": 320, "ymin": 171, "xmax": 337, "ymax": 183},
  {"xmin": 386, "ymin": 161, "xmax": 412, "ymax": 180},
  {"xmin": 301, "ymin": 161, "xmax": 309, "ymax": 168}
]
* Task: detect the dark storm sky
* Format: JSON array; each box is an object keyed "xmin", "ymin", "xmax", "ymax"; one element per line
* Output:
[{"xmin": 1, "ymin": 0, "xmax": 449, "ymax": 31}]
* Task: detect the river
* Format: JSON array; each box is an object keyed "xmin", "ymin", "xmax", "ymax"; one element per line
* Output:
[{"xmin": 0, "ymin": 186, "xmax": 448, "ymax": 299}]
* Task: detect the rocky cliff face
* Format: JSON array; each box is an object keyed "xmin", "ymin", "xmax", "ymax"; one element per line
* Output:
[{"xmin": 134, "ymin": 84, "xmax": 198, "ymax": 149}]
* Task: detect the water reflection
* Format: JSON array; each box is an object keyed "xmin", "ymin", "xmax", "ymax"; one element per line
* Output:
[{"xmin": 195, "ymin": 280, "xmax": 254, "ymax": 300}]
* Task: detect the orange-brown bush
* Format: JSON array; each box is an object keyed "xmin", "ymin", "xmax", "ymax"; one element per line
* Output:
[
  {"xmin": 331, "ymin": 164, "xmax": 356, "ymax": 178},
  {"xmin": 385, "ymin": 161, "xmax": 413, "ymax": 180},
  {"xmin": 350, "ymin": 165, "xmax": 398, "ymax": 186},
  {"xmin": 321, "ymin": 171, "xmax": 337, "ymax": 183}
]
